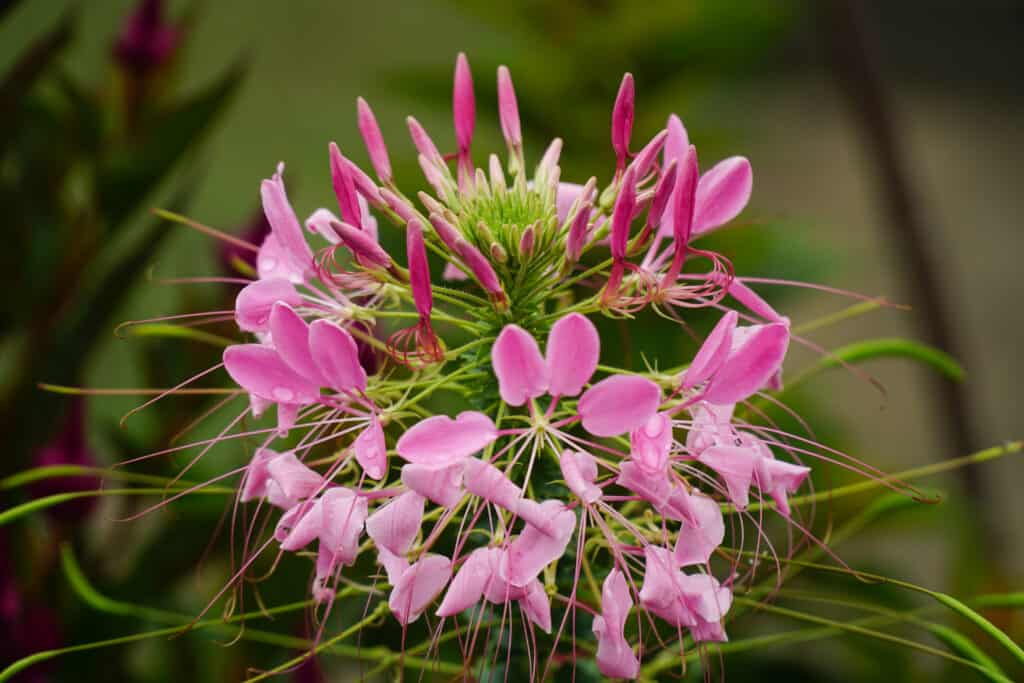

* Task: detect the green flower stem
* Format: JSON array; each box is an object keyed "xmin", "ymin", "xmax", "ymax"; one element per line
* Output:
[
  {"xmin": 1, "ymin": 465, "xmax": 196, "ymax": 490},
  {"xmin": 791, "ymin": 299, "xmax": 890, "ymax": 336},
  {"xmin": 0, "ymin": 487, "xmax": 235, "ymax": 527}
]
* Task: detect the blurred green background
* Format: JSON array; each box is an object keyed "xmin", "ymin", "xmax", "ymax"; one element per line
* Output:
[{"xmin": 1, "ymin": 1, "xmax": 1021, "ymax": 681}]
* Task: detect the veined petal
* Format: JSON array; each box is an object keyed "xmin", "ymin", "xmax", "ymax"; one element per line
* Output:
[
  {"xmin": 389, "ymin": 554, "xmax": 451, "ymax": 625},
  {"xmin": 697, "ymin": 446, "xmax": 756, "ymax": 509},
  {"xmin": 703, "ymin": 323, "xmax": 789, "ymax": 406},
  {"xmin": 436, "ymin": 547, "xmax": 494, "ymax": 618},
  {"xmin": 670, "ymin": 490, "xmax": 725, "ymax": 567},
  {"xmin": 594, "ymin": 569, "xmax": 639, "ymax": 679},
  {"xmin": 266, "ymin": 452, "xmax": 323, "ymax": 504},
  {"xmin": 353, "ymin": 416, "xmax": 387, "ymax": 480},
  {"xmin": 235, "ymin": 278, "xmax": 301, "ymax": 333},
  {"xmin": 559, "ymin": 450, "xmax": 601, "ymax": 504},
  {"xmin": 268, "ymin": 303, "xmax": 325, "ymax": 385},
  {"xmin": 629, "ymin": 412, "xmax": 672, "ymax": 475},
  {"xmin": 579, "ymin": 375, "xmax": 661, "ymax": 437},
  {"xmin": 463, "ymin": 457, "xmax": 521, "ymax": 511},
  {"xmin": 492, "ymin": 324, "xmax": 549, "ymax": 406},
  {"xmin": 318, "ymin": 488, "xmax": 368, "ymax": 567},
  {"xmin": 261, "ymin": 168, "xmax": 314, "ymax": 280},
  {"xmin": 256, "ymin": 234, "xmax": 305, "ymax": 283},
  {"xmin": 308, "ymin": 319, "xmax": 367, "ymax": 394},
  {"xmin": 546, "ymin": 313, "xmax": 599, "ymax": 397},
  {"xmin": 401, "ymin": 461, "xmax": 464, "ymax": 507},
  {"xmin": 365, "ymin": 490, "xmax": 424, "ymax": 556},
  {"xmin": 279, "ymin": 499, "xmax": 323, "ymax": 552},
  {"xmin": 396, "ymin": 411, "xmax": 497, "ymax": 466},
  {"xmin": 519, "ymin": 579, "xmax": 552, "ymax": 633},
  {"xmin": 681, "ymin": 311, "xmax": 738, "ymax": 390},
  {"xmin": 505, "ymin": 502, "xmax": 575, "ymax": 586},
  {"xmin": 693, "ymin": 156, "xmax": 752, "ymax": 236},
  {"xmin": 223, "ymin": 344, "xmax": 320, "ymax": 405}
]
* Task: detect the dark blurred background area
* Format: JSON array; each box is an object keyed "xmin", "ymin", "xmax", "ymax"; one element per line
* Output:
[{"xmin": 1, "ymin": 1, "xmax": 1021, "ymax": 681}]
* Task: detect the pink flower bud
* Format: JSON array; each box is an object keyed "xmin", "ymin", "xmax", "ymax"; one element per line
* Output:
[
  {"xmin": 342, "ymin": 155, "xmax": 384, "ymax": 207},
  {"xmin": 356, "ymin": 97, "xmax": 392, "ymax": 183},
  {"xmin": 496, "ymin": 65, "xmax": 521, "ymax": 148},
  {"xmin": 611, "ymin": 73, "xmax": 635, "ymax": 169},
  {"xmin": 406, "ymin": 219, "xmax": 432, "ymax": 318},
  {"xmin": 329, "ymin": 219, "xmax": 392, "ymax": 270},
  {"xmin": 427, "ymin": 212, "xmax": 461, "ymax": 252},
  {"xmin": 647, "ymin": 159, "xmax": 678, "ymax": 232},
  {"xmin": 406, "ymin": 116, "xmax": 444, "ymax": 167},
  {"xmin": 328, "ymin": 142, "xmax": 363, "ymax": 228},
  {"xmin": 610, "ymin": 167, "xmax": 637, "ymax": 261},
  {"xmin": 453, "ymin": 53, "xmax": 476, "ymax": 155},
  {"xmin": 457, "ymin": 238, "xmax": 504, "ymax": 299},
  {"xmin": 380, "ymin": 188, "xmax": 418, "ymax": 225},
  {"xmin": 629, "ymin": 128, "xmax": 668, "ymax": 179}
]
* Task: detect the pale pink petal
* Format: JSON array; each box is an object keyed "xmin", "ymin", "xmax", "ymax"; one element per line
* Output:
[
  {"xmin": 304, "ymin": 208, "xmax": 341, "ymax": 245},
  {"xmin": 681, "ymin": 311, "xmax": 737, "ymax": 390},
  {"xmin": 697, "ymin": 446, "xmax": 756, "ymax": 509},
  {"xmin": 235, "ymin": 278, "xmax": 301, "ymax": 333},
  {"xmin": 670, "ymin": 490, "xmax": 725, "ymax": 567},
  {"xmin": 389, "ymin": 554, "xmax": 452, "ymax": 625},
  {"xmin": 492, "ymin": 324, "xmax": 548, "ymax": 406},
  {"xmin": 377, "ymin": 546, "xmax": 410, "ymax": 586},
  {"xmin": 268, "ymin": 303, "xmax": 325, "ymax": 385},
  {"xmin": 442, "ymin": 262, "xmax": 469, "ymax": 281},
  {"xmin": 578, "ymin": 375, "xmax": 661, "ymax": 437},
  {"xmin": 616, "ymin": 461, "xmax": 670, "ymax": 508},
  {"xmin": 629, "ymin": 412, "xmax": 672, "ymax": 475},
  {"xmin": 693, "ymin": 156, "xmax": 752, "ymax": 236},
  {"xmin": 556, "ymin": 182, "xmax": 586, "ymax": 224},
  {"xmin": 279, "ymin": 499, "xmax": 323, "ymax": 552},
  {"xmin": 754, "ymin": 457, "xmax": 809, "ymax": 518},
  {"xmin": 546, "ymin": 313, "xmax": 599, "ymax": 397},
  {"xmin": 266, "ymin": 452, "xmax": 323, "ymax": 504},
  {"xmin": 356, "ymin": 97, "xmax": 392, "ymax": 183},
  {"xmin": 463, "ymin": 458, "xmax": 521, "ymax": 511},
  {"xmin": 256, "ymin": 234, "xmax": 305, "ymax": 283},
  {"xmin": 318, "ymin": 488, "xmax": 368, "ymax": 567},
  {"xmin": 611, "ymin": 73, "xmax": 635, "ymax": 164},
  {"xmin": 703, "ymin": 323, "xmax": 789, "ymax": 405},
  {"xmin": 594, "ymin": 569, "xmax": 639, "ymax": 679},
  {"xmin": 436, "ymin": 546, "xmax": 494, "ymax": 617},
  {"xmin": 678, "ymin": 573, "xmax": 732, "ymax": 624},
  {"xmin": 396, "ymin": 411, "xmax": 497, "ymax": 466},
  {"xmin": 366, "ymin": 490, "xmax": 424, "ymax": 556},
  {"xmin": 657, "ymin": 114, "xmax": 691, "ymax": 238},
  {"xmin": 638, "ymin": 546, "xmax": 680, "ymax": 614},
  {"xmin": 401, "ymin": 461, "xmax": 464, "ymax": 507},
  {"xmin": 308, "ymin": 319, "xmax": 367, "ymax": 394},
  {"xmin": 519, "ymin": 579, "xmax": 552, "ymax": 633},
  {"xmin": 353, "ymin": 416, "xmax": 387, "ymax": 480},
  {"xmin": 240, "ymin": 448, "xmax": 277, "ymax": 503},
  {"xmin": 223, "ymin": 344, "xmax": 320, "ymax": 405},
  {"xmin": 275, "ymin": 402, "xmax": 300, "ymax": 437},
  {"xmin": 506, "ymin": 502, "xmax": 576, "ymax": 586},
  {"xmin": 261, "ymin": 169, "xmax": 314, "ymax": 280},
  {"xmin": 496, "ymin": 65, "xmax": 521, "ymax": 148},
  {"xmin": 559, "ymin": 450, "xmax": 601, "ymax": 504}
]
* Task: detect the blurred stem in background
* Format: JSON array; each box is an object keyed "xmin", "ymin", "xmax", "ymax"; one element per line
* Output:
[{"xmin": 818, "ymin": 0, "xmax": 1000, "ymax": 583}]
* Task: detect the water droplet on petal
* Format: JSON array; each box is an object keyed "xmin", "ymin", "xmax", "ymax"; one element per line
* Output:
[{"xmin": 273, "ymin": 386, "xmax": 295, "ymax": 402}]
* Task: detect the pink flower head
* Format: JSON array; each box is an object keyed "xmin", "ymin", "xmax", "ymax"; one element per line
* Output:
[
  {"xmin": 113, "ymin": 0, "xmax": 179, "ymax": 75},
  {"xmin": 593, "ymin": 569, "xmax": 640, "ymax": 679}
]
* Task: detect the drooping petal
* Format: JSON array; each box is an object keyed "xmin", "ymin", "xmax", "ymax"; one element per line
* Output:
[
  {"xmin": 638, "ymin": 546, "xmax": 681, "ymax": 615},
  {"xmin": 697, "ymin": 446, "xmax": 756, "ymax": 509},
  {"xmin": 266, "ymin": 451, "xmax": 323, "ymax": 504},
  {"xmin": 703, "ymin": 323, "xmax": 789, "ymax": 406},
  {"xmin": 593, "ymin": 569, "xmax": 640, "ymax": 679},
  {"xmin": 753, "ymin": 457, "xmax": 810, "ymax": 518},
  {"xmin": 678, "ymin": 572, "xmax": 733, "ymax": 624},
  {"xmin": 223, "ymin": 344, "xmax": 320, "ymax": 405},
  {"xmin": 353, "ymin": 416, "xmax": 387, "ymax": 480},
  {"xmin": 261, "ymin": 168, "xmax": 314, "ymax": 280},
  {"xmin": 396, "ymin": 411, "xmax": 497, "ymax": 466},
  {"xmin": 546, "ymin": 313, "xmax": 599, "ymax": 397},
  {"xmin": 463, "ymin": 458, "xmax": 521, "ymax": 511},
  {"xmin": 616, "ymin": 461, "xmax": 671, "ymax": 508},
  {"xmin": 578, "ymin": 375, "xmax": 662, "ymax": 437},
  {"xmin": 669, "ymin": 490, "xmax": 725, "ymax": 567},
  {"xmin": 278, "ymin": 500, "xmax": 322, "ymax": 552},
  {"xmin": 559, "ymin": 450, "xmax": 601, "ymax": 504},
  {"xmin": 365, "ymin": 490, "xmax": 425, "ymax": 556},
  {"xmin": 629, "ymin": 412, "xmax": 672, "ymax": 475},
  {"xmin": 519, "ymin": 579, "xmax": 552, "ymax": 633},
  {"xmin": 256, "ymin": 233, "xmax": 305, "ymax": 283},
  {"xmin": 304, "ymin": 207, "xmax": 341, "ymax": 245},
  {"xmin": 240, "ymin": 448, "xmax": 277, "ymax": 503},
  {"xmin": 376, "ymin": 546, "xmax": 410, "ymax": 586},
  {"xmin": 318, "ymin": 487, "xmax": 368, "ymax": 567},
  {"xmin": 235, "ymin": 278, "xmax": 301, "ymax": 333},
  {"xmin": 681, "ymin": 311, "xmax": 737, "ymax": 390},
  {"xmin": 268, "ymin": 302, "xmax": 325, "ymax": 385},
  {"xmin": 505, "ymin": 502, "xmax": 576, "ymax": 586},
  {"xmin": 436, "ymin": 546, "xmax": 494, "ymax": 617},
  {"xmin": 491, "ymin": 324, "xmax": 549, "ymax": 406},
  {"xmin": 308, "ymin": 319, "xmax": 367, "ymax": 394},
  {"xmin": 389, "ymin": 554, "xmax": 452, "ymax": 625},
  {"xmin": 401, "ymin": 461, "xmax": 464, "ymax": 507},
  {"xmin": 693, "ymin": 156, "xmax": 752, "ymax": 236}
]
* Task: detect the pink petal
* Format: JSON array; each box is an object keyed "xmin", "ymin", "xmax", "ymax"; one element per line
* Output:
[
  {"xmin": 546, "ymin": 313, "xmax": 599, "ymax": 397},
  {"xmin": 453, "ymin": 52, "xmax": 476, "ymax": 153},
  {"xmin": 693, "ymin": 156, "xmax": 752, "ymax": 236},
  {"xmin": 594, "ymin": 569, "xmax": 639, "ymax": 679},
  {"xmin": 629, "ymin": 412, "xmax": 672, "ymax": 475},
  {"xmin": 330, "ymin": 219, "xmax": 392, "ymax": 270},
  {"xmin": 261, "ymin": 169, "xmax": 314, "ymax": 280},
  {"xmin": 559, "ymin": 450, "xmax": 601, "ymax": 504},
  {"xmin": 727, "ymin": 278, "xmax": 787, "ymax": 323},
  {"xmin": 304, "ymin": 208, "xmax": 341, "ymax": 245},
  {"xmin": 670, "ymin": 490, "xmax": 725, "ymax": 567},
  {"xmin": 308, "ymin": 319, "xmax": 367, "ymax": 394},
  {"xmin": 376, "ymin": 546, "xmax": 410, "ymax": 586},
  {"xmin": 328, "ymin": 143, "xmax": 363, "ymax": 229},
  {"xmin": 463, "ymin": 458, "xmax": 521, "ymax": 511},
  {"xmin": 657, "ymin": 114, "xmax": 691, "ymax": 238},
  {"xmin": 556, "ymin": 182, "xmax": 586, "ymax": 225},
  {"xmin": 578, "ymin": 375, "xmax": 662, "ymax": 437},
  {"xmin": 240, "ymin": 448, "xmax": 277, "ymax": 503},
  {"xmin": 616, "ymin": 461, "xmax": 670, "ymax": 508},
  {"xmin": 353, "ymin": 416, "xmax": 387, "ymax": 480},
  {"xmin": 519, "ymin": 579, "xmax": 552, "ymax": 633},
  {"xmin": 401, "ymin": 461, "xmax": 464, "ymax": 507},
  {"xmin": 638, "ymin": 546, "xmax": 681, "ymax": 614},
  {"xmin": 506, "ymin": 502, "xmax": 575, "ymax": 586},
  {"xmin": 365, "ymin": 490, "xmax": 425, "ymax": 556},
  {"xmin": 697, "ymin": 446, "xmax": 756, "ymax": 509},
  {"xmin": 266, "ymin": 451, "xmax": 323, "ymax": 504},
  {"xmin": 318, "ymin": 487, "xmax": 368, "ymax": 567},
  {"xmin": 496, "ymin": 65, "xmax": 521, "ymax": 148},
  {"xmin": 396, "ymin": 411, "xmax": 497, "ymax": 466},
  {"xmin": 223, "ymin": 344, "xmax": 320, "ymax": 405},
  {"xmin": 406, "ymin": 219, "xmax": 432, "ymax": 318},
  {"xmin": 611, "ymin": 73, "xmax": 635, "ymax": 163},
  {"xmin": 356, "ymin": 97, "xmax": 392, "ymax": 183},
  {"xmin": 678, "ymin": 573, "xmax": 732, "ymax": 623},
  {"xmin": 268, "ymin": 303, "xmax": 324, "ymax": 385},
  {"xmin": 389, "ymin": 554, "xmax": 452, "ymax": 625},
  {"xmin": 610, "ymin": 167, "xmax": 637, "ymax": 261},
  {"xmin": 436, "ymin": 546, "xmax": 494, "ymax": 617},
  {"xmin": 492, "ymin": 324, "xmax": 549, "ymax": 407},
  {"xmin": 279, "ymin": 499, "xmax": 323, "ymax": 552},
  {"xmin": 235, "ymin": 278, "xmax": 301, "ymax": 333},
  {"xmin": 754, "ymin": 457, "xmax": 809, "ymax": 518},
  {"xmin": 681, "ymin": 311, "xmax": 737, "ymax": 390},
  {"xmin": 256, "ymin": 233, "xmax": 304, "ymax": 283},
  {"xmin": 442, "ymin": 261, "xmax": 469, "ymax": 281},
  {"xmin": 703, "ymin": 323, "xmax": 789, "ymax": 405}
]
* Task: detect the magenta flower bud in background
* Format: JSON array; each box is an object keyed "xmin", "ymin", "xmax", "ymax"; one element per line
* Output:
[
  {"xmin": 406, "ymin": 219, "xmax": 432, "ymax": 318},
  {"xmin": 427, "ymin": 212, "xmax": 462, "ymax": 252},
  {"xmin": 30, "ymin": 398, "xmax": 100, "ymax": 523},
  {"xmin": 328, "ymin": 143, "xmax": 364, "ymax": 229},
  {"xmin": 329, "ymin": 220, "xmax": 392, "ymax": 270},
  {"xmin": 113, "ymin": 0, "xmax": 179, "ymax": 75},
  {"xmin": 356, "ymin": 97, "xmax": 392, "ymax": 184},
  {"xmin": 496, "ymin": 65, "xmax": 521, "ymax": 149},
  {"xmin": 629, "ymin": 129, "xmax": 668, "ymax": 180},
  {"xmin": 406, "ymin": 116, "xmax": 444, "ymax": 168},
  {"xmin": 456, "ymin": 239, "xmax": 504, "ymax": 301},
  {"xmin": 380, "ymin": 188, "xmax": 418, "ymax": 225},
  {"xmin": 453, "ymin": 53, "xmax": 476, "ymax": 171},
  {"xmin": 610, "ymin": 166, "xmax": 637, "ymax": 261},
  {"xmin": 647, "ymin": 159, "xmax": 678, "ymax": 232},
  {"xmin": 342, "ymin": 155, "xmax": 384, "ymax": 207},
  {"xmin": 611, "ymin": 72, "xmax": 635, "ymax": 170}
]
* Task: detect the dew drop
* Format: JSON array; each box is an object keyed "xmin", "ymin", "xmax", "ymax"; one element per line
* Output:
[
  {"xmin": 273, "ymin": 386, "xmax": 295, "ymax": 402},
  {"xmin": 261, "ymin": 256, "xmax": 278, "ymax": 270}
]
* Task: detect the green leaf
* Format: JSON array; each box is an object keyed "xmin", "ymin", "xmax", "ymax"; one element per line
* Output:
[{"xmin": 97, "ymin": 61, "xmax": 245, "ymax": 227}]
